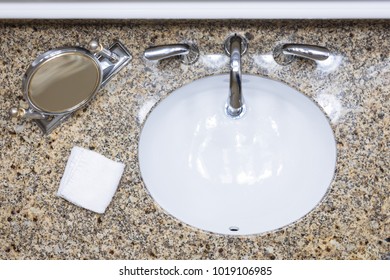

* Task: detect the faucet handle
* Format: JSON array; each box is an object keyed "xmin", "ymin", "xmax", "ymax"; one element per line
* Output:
[
  {"xmin": 144, "ymin": 43, "xmax": 199, "ymax": 65},
  {"xmin": 273, "ymin": 43, "xmax": 330, "ymax": 65}
]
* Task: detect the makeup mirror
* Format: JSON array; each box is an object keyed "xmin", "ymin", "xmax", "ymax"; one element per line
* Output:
[{"xmin": 9, "ymin": 40, "xmax": 131, "ymax": 134}]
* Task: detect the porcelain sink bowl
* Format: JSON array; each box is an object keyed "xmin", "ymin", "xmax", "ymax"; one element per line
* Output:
[{"xmin": 138, "ymin": 74, "xmax": 336, "ymax": 235}]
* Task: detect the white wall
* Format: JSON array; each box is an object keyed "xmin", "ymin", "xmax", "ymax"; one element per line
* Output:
[{"xmin": 0, "ymin": 1, "xmax": 389, "ymax": 19}]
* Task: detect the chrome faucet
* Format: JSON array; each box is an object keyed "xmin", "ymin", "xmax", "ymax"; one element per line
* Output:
[
  {"xmin": 224, "ymin": 34, "xmax": 248, "ymax": 118},
  {"xmin": 144, "ymin": 43, "xmax": 199, "ymax": 65},
  {"xmin": 273, "ymin": 43, "xmax": 330, "ymax": 65}
]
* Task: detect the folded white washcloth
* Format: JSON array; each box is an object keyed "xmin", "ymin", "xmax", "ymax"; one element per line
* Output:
[{"xmin": 57, "ymin": 146, "xmax": 125, "ymax": 214}]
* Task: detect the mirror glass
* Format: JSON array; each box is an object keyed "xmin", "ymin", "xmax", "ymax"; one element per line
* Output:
[{"xmin": 28, "ymin": 52, "xmax": 101, "ymax": 114}]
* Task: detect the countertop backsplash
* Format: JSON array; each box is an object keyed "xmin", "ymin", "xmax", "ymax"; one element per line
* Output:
[{"xmin": 0, "ymin": 20, "xmax": 389, "ymax": 259}]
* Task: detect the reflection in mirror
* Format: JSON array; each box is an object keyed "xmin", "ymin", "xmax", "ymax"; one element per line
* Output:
[{"xmin": 28, "ymin": 52, "xmax": 101, "ymax": 114}]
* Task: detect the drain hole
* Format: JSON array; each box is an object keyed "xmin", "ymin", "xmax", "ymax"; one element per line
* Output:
[{"xmin": 229, "ymin": 226, "xmax": 239, "ymax": 232}]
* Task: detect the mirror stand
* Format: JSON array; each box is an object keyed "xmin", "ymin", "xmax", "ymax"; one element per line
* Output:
[{"xmin": 9, "ymin": 39, "xmax": 132, "ymax": 134}]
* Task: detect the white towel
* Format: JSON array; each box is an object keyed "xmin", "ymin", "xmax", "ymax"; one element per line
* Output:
[{"xmin": 57, "ymin": 146, "xmax": 125, "ymax": 214}]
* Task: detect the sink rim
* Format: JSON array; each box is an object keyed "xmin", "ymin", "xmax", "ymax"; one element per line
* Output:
[{"xmin": 137, "ymin": 73, "xmax": 338, "ymax": 236}]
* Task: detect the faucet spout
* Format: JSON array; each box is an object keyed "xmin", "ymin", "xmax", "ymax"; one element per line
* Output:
[{"xmin": 224, "ymin": 34, "xmax": 247, "ymax": 118}]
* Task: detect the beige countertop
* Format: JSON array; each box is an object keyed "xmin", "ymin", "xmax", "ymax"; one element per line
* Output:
[{"xmin": 0, "ymin": 20, "xmax": 389, "ymax": 259}]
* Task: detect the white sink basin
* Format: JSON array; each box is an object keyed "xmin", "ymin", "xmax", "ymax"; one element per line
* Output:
[{"xmin": 139, "ymin": 74, "xmax": 336, "ymax": 235}]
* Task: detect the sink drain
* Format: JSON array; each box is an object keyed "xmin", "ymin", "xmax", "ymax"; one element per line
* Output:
[{"xmin": 229, "ymin": 226, "xmax": 239, "ymax": 232}]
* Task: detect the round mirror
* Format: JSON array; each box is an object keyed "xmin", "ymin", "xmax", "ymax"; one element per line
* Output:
[{"xmin": 25, "ymin": 49, "xmax": 102, "ymax": 114}]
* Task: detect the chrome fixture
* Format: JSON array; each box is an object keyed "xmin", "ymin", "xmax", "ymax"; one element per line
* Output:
[
  {"xmin": 273, "ymin": 43, "xmax": 330, "ymax": 65},
  {"xmin": 224, "ymin": 34, "xmax": 248, "ymax": 118},
  {"xmin": 144, "ymin": 43, "xmax": 199, "ymax": 65},
  {"xmin": 88, "ymin": 39, "xmax": 120, "ymax": 62},
  {"xmin": 9, "ymin": 39, "xmax": 131, "ymax": 134}
]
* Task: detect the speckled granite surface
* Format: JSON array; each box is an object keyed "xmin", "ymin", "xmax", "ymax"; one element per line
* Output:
[{"xmin": 0, "ymin": 20, "xmax": 389, "ymax": 260}]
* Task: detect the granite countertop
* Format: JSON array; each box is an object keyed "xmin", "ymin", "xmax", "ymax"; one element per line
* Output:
[{"xmin": 0, "ymin": 20, "xmax": 389, "ymax": 260}]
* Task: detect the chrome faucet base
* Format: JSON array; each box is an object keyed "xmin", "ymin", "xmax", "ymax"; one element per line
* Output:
[
  {"xmin": 224, "ymin": 34, "xmax": 248, "ymax": 56},
  {"xmin": 273, "ymin": 44, "xmax": 295, "ymax": 65},
  {"xmin": 179, "ymin": 43, "xmax": 200, "ymax": 65}
]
